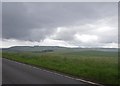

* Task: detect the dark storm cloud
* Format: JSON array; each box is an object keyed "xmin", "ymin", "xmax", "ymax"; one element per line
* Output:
[
  {"xmin": 0, "ymin": 2, "xmax": 2, "ymax": 38},
  {"xmin": 118, "ymin": 2, "xmax": 120, "ymax": 45},
  {"xmin": 2, "ymin": 2, "xmax": 117, "ymax": 41},
  {"xmin": 2, "ymin": 2, "xmax": 40, "ymax": 40}
]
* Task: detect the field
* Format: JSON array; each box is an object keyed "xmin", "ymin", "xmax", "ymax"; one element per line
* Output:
[{"xmin": 2, "ymin": 48, "xmax": 118, "ymax": 85}]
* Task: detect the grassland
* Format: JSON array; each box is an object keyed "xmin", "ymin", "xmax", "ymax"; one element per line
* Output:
[{"xmin": 2, "ymin": 50, "xmax": 118, "ymax": 85}]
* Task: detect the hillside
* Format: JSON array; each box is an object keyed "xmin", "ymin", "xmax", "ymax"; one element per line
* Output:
[{"xmin": 2, "ymin": 46, "xmax": 118, "ymax": 52}]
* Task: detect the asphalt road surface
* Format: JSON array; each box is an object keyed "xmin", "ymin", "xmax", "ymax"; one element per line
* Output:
[{"xmin": 2, "ymin": 58, "xmax": 97, "ymax": 85}]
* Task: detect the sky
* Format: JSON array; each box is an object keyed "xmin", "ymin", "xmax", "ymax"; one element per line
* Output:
[{"xmin": 1, "ymin": 2, "xmax": 118, "ymax": 48}]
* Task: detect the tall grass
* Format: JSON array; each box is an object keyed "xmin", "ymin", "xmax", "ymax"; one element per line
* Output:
[{"xmin": 2, "ymin": 51, "xmax": 118, "ymax": 85}]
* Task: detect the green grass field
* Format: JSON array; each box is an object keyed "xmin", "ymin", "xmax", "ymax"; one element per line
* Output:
[{"xmin": 2, "ymin": 50, "xmax": 118, "ymax": 85}]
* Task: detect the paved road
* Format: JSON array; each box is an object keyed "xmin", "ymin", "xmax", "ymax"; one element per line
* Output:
[
  {"xmin": 2, "ymin": 58, "xmax": 93, "ymax": 85},
  {"xmin": 0, "ymin": 58, "xmax": 2, "ymax": 85}
]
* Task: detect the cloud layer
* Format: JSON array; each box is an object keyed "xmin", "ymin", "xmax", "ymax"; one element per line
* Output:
[{"xmin": 2, "ymin": 2, "xmax": 118, "ymax": 48}]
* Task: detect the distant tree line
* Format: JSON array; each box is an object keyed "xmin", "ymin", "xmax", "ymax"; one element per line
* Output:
[{"xmin": 32, "ymin": 50, "xmax": 54, "ymax": 53}]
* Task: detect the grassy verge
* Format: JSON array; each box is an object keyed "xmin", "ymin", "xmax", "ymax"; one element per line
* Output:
[{"xmin": 2, "ymin": 51, "xmax": 118, "ymax": 85}]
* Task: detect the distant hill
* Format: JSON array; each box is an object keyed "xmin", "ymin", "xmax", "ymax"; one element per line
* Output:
[
  {"xmin": 2, "ymin": 46, "xmax": 118, "ymax": 52},
  {"xmin": 2, "ymin": 46, "xmax": 66, "ymax": 52}
]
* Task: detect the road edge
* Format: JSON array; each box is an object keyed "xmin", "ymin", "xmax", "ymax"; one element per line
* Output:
[{"xmin": 2, "ymin": 58, "xmax": 104, "ymax": 86}]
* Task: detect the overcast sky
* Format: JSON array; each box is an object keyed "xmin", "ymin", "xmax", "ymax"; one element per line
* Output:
[{"xmin": 1, "ymin": 2, "xmax": 118, "ymax": 48}]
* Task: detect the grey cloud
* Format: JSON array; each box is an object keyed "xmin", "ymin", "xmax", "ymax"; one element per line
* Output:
[
  {"xmin": 2, "ymin": 3, "xmax": 36, "ymax": 40},
  {"xmin": 25, "ymin": 2, "xmax": 117, "ymax": 27},
  {"xmin": 0, "ymin": 2, "xmax": 2, "ymax": 38},
  {"xmin": 2, "ymin": 2, "xmax": 117, "ymax": 43},
  {"xmin": 118, "ymin": 2, "xmax": 120, "ymax": 44}
]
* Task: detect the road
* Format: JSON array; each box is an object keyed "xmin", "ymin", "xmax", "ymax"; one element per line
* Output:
[
  {"xmin": 0, "ymin": 58, "xmax": 2, "ymax": 85},
  {"xmin": 2, "ymin": 58, "xmax": 97, "ymax": 85}
]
